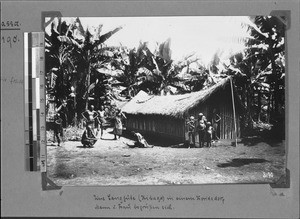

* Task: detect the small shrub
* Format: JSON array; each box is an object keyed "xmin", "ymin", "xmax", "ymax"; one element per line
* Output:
[
  {"xmin": 47, "ymin": 126, "xmax": 84, "ymax": 142},
  {"xmin": 64, "ymin": 126, "xmax": 83, "ymax": 141}
]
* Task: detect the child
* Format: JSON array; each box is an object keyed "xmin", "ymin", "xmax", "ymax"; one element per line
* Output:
[{"xmin": 187, "ymin": 116, "xmax": 195, "ymax": 148}]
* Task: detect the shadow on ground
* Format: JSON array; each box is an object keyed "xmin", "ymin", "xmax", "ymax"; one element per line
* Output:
[
  {"xmin": 76, "ymin": 145, "xmax": 95, "ymax": 148},
  {"xmin": 217, "ymin": 158, "xmax": 270, "ymax": 168},
  {"xmin": 101, "ymin": 138, "xmax": 117, "ymax": 141}
]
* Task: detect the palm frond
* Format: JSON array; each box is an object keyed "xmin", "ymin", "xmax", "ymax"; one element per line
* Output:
[{"xmin": 96, "ymin": 26, "xmax": 123, "ymax": 46}]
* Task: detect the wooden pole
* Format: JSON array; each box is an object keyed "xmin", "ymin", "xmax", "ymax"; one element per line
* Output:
[{"xmin": 230, "ymin": 77, "xmax": 238, "ymax": 147}]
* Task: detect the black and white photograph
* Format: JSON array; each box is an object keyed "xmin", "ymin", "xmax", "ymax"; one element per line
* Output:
[{"xmin": 45, "ymin": 16, "xmax": 286, "ymax": 186}]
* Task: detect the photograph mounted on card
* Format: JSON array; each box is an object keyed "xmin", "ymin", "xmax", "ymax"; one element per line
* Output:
[{"xmin": 44, "ymin": 15, "xmax": 287, "ymax": 187}]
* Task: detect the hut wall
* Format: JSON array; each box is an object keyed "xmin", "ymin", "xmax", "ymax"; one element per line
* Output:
[
  {"xmin": 211, "ymin": 88, "xmax": 240, "ymax": 139},
  {"xmin": 217, "ymin": 87, "xmax": 241, "ymax": 139},
  {"xmin": 125, "ymin": 114, "xmax": 185, "ymax": 142},
  {"xmin": 125, "ymin": 85, "xmax": 241, "ymax": 142}
]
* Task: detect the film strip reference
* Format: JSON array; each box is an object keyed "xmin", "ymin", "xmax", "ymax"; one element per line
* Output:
[{"xmin": 24, "ymin": 32, "xmax": 46, "ymax": 172}]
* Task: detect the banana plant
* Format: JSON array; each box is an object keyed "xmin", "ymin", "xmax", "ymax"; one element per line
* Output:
[
  {"xmin": 242, "ymin": 16, "xmax": 285, "ymax": 118},
  {"xmin": 107, "ymin": 42, "xmax": 157, "ymax": 98},
  {"xmin": 45, "ymin": 18, "xmax": 76, "ymax": 106},
  {"xmin": 142, "ymin": 38, "xmax": 189, "ymax": 95},
  {"xmin": 225, "ymin": 16, "xmax": 286, "ymax": 131},
  {"xmin": 45, "ymin": 17, "xmax": 123, "ymax": 126},
  {"xmin": 53, "ymin": 17, "xmax": 122, "ymax": 111}
]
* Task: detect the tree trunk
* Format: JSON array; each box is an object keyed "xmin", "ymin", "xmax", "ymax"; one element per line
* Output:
[
  {"xmin": 269, "ymin": 46, "xmax": 279, "ymax": 119},
  {"xmin": 267, "ymin": 92, "xmax": 272, "ymax": 123},
  {"xmin": 257, "ymin": 91, "xmax": 261, "ymax": 121},
  {"xmin": 73, "ymin": 91, "xmax": 77, "ymax": 126},
  {"xmin": 85, "ymin": 50, "xmax": 91, "ymax": 110},
  {"xmin": 246, "ymin": 82, "xmax": 252, "ymax": 127}
]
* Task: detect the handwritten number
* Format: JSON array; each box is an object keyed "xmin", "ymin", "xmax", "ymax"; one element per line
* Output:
[
  {"xmin": 1, "ymin": 35, "xmax": 20, "ymax": 48},
  {"xmin": 13, "ymin": 36, "xmax": 17, "ymax": 43},
  {"xmin": 263, "ymin": 172, "xmax": 274, "ymax": 178}
]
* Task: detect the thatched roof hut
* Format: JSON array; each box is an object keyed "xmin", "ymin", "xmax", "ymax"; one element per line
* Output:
[
  {"xmin": 122, "ymin": 77, "xmax": 241, "ymax": 144},
  {"xmin": 123, "ymin": 77, "xmax": 233, "ymax": 118}
]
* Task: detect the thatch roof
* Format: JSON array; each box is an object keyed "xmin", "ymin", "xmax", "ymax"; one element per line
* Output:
[
  {"xmin": 111, "ymin": 98, "xmax": 129, "ymax": 109},
  {"xmin": 122, "ymin": 77, "xmax": 234, "ymax": 118}
]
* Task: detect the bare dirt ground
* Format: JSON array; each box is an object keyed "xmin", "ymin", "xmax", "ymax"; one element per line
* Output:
[{"xmin": 47, "ymin": 128, "xmax": 286, "ymax": 186}]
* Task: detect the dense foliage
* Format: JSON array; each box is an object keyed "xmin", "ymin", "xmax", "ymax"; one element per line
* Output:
[{"xmin": 45, "ymin": 16, "xmax": 285, "ymax": 138}]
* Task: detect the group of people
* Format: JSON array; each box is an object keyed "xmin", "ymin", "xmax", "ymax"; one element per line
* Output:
[
  {"xmin": 187, "ymin": 109, "xmax": 221, "ymax": 148},
  {"xmin": 51, "ymin": 101, "xmax": 221, "ymax": 149},
  {"xmin": 51, "ymin": 101, "xmax": 152, "ymax": 149},
  {"xmin": 80, "ymin": 105, "xmax": 127, "ymax": 148},
  {"xmin": 51, "ymin": 101, "xmax": 127, "ymax": 148},
  {"xmin": 80, "ymin": 105, "xmax": 152, "ymax": 148}
]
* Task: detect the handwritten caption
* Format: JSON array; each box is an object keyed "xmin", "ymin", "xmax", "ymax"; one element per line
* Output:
[
  {"xmin": 1, "ymin": 76, "xmax": 23, "ymax": 85},
  {"xmin": 1, "ymin": 20, "xmax": 21, "ymax": 28},
  {"xmin": 93, "ymin": 194, "xmax": 225, "ymax": 211}
]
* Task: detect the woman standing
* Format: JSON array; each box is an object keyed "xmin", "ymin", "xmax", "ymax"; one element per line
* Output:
[
  {"xmin": 82, "ymin": 105, "xmax": 98, "ymax": 134},
  {"xmin": 114, "ymin": 109, "xmax": 126, "ymax": 140}
]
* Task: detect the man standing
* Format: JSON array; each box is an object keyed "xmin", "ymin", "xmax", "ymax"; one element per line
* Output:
[
  {"xmin": 212, "ymin": 108, "xmax": 221, "ymax": 141},
  {"xmin": 53, "ymin": 113, "xmax": 63, "ymax": 146},
  {"xmin": 55, "ymin": 100, "xmax": 68, "ymax": 128},
  {"xmin": 96, "ymin": 105, "xmax": 106, "ymax": 139}
]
